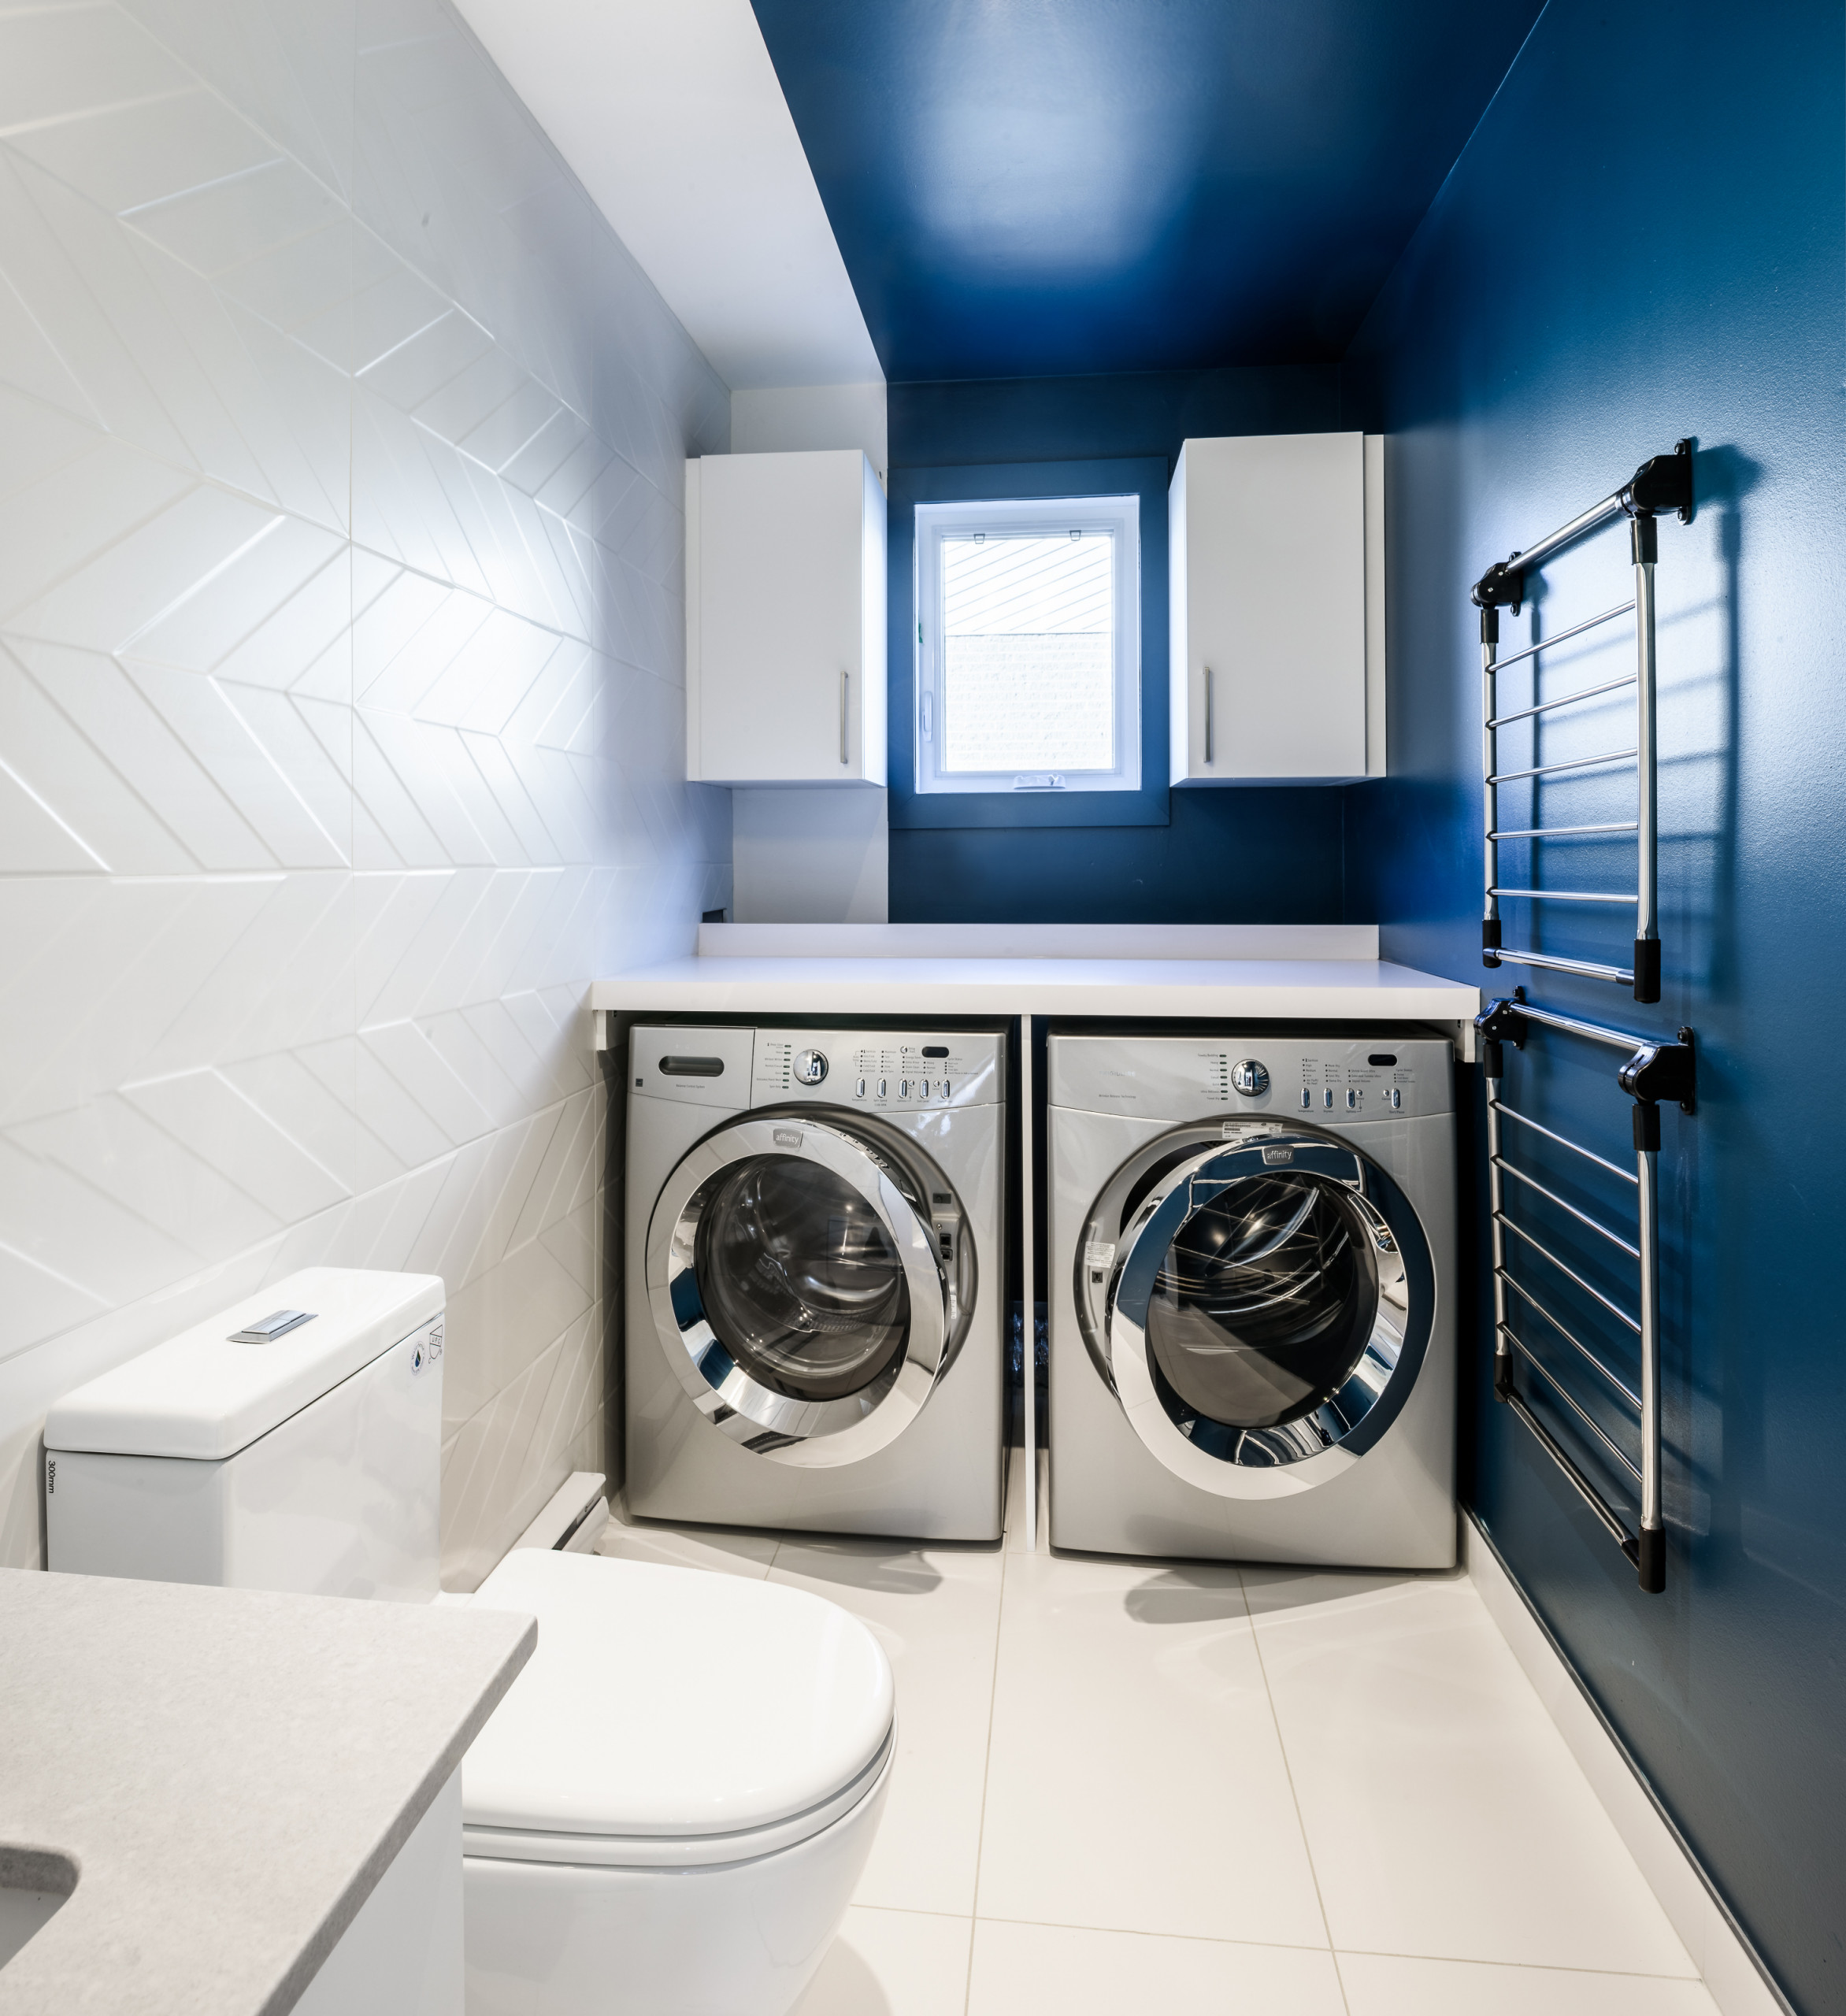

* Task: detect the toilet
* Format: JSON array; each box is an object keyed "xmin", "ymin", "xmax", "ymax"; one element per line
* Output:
[{"xmin": 43, "ymin": 1267, "xmax": 893, "ymax": 2016}]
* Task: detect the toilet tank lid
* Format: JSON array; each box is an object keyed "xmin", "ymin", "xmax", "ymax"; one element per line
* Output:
[{"xmin": 44, "ymin": 1269, "xmax": 444, "ymax": 1461}]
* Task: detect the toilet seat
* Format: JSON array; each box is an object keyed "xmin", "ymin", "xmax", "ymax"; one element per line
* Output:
[
  {"xmin": 462, "ymin": 1549, "xmax": 895, "ymax": 1871},
  {"xmin": 462, "ymin": 1735, "xmax": 895, "ymax": 1870}
]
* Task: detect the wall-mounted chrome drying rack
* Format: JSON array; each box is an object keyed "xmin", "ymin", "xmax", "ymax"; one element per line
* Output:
[
  {"xmin": 1473, "ymin": 440, "xmax": 1693, "ymax": 1003},
  {"xmin": 1474, "ymin": 991, "xmax": 1695, "ymax": 1593}
]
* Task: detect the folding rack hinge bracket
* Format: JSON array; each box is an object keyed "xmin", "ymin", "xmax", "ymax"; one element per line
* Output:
[
  {"xmin": 1471, "ymin": 556, "xmax": 1525, "ymax": 616},
  {"xmin": 1618, "ymin": 1027, "xmax": 1696, "ymax": 1114},
  {"xmin": 1622, "ymin": 438, "xmax": 1696, "ymax": 525},
  {"xmin": 1473, "ymin": 996, "xmax": 1529, "ymax": 1079}
]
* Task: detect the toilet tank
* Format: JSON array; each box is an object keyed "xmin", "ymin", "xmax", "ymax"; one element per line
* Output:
[{"xmin": 45, "ymin": 1269, "xmax": 445, "ymax": 1602}]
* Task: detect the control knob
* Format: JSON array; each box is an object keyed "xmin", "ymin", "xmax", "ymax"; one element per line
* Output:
[
  {"xmin": 793, "ymin": 1049, "xmax": 828, "ymax": 1086},
  {"xmin": 1230, "ymin": 1059, "xmax": 1270, "ymax": 1098}
]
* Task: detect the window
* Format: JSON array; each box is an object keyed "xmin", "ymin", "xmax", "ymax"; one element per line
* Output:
[{"xmin": 914, "ymin": 494, "xmax": 1140, "ymax": 795}]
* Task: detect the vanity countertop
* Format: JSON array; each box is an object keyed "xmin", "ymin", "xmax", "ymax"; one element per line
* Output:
[
  {"xmin": 0, "ymin": 1569, "xmax": 534, "ymax": 2016},
  {"xmin": 591, "ymin": 924, "xmax": 1481, "ymax": 1044}
]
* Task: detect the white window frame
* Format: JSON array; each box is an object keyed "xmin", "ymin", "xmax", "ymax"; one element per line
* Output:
[{"xmin": 914, "ymin": 493, "xmax": 1141, "ymax": 796}]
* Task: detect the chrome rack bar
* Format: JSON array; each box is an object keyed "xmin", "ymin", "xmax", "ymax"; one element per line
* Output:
[
  {"xmin": 1489, "ymin": 821, "xmax": 1638, "ymax": 840},
  {"xmin": 1477, "ymin": 440, "xmax": 1691, "ymax": 1002},
  {"xmin": 1634, "ymin": 514, "xmax": 1661, "ymax": 1000},
  {"xmin": 1499, "ymin": 1276, "xmax": 1642, "ymax": 1410},
  {"xmin": 1474, "ymin": 992, "xmax": 1695, "ymax": 1595},
  {"xmin": 1492, "ymin": 602, "xmax": 1637, "ymax": 673},
  {"xmin": 1503, "ymin": 1386, "xmax": 1636, "ymax": 1554},
  {"xmin": 1486, "ymin": 994, "xmax": 1672, "ymax": 1056},
  {"xmin": 1494, "ymin": 947, "xmax": 1634, "ymax": 985},
  {"xmin": 1483, "ymin": 1013, "xmax": 1511, "ymax": 1451},
  {"xmin": 1491, "ymin": 887, "xmax": 1640, "ymax": 905},
  {"xmin": 1490, "ymin": 1096, "xmax": 1639, "ymax": 1183},
  {"xmin": 1492, "ymin": 1156, "xmax": 1640, "ymax": 1257},
  {"xmin": 1501, "ymin": 1326, "xmax": 1643, "ymax": 1483},
  {"xmin": 1489, "ymin": 748, "xmax": 1637, "ymax": 785},
  {"xmin": 1497, "ymin": 1210, "xmax": 1644, "ymax": 1332},
  {"xmin": 1490, "ymin": 673, "xmax": 1636, "ymax": 728}
]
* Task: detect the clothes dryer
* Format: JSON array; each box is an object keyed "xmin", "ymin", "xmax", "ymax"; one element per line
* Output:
[
  {"xmin": 1048, "ymin": 1032, "xmax": 1455, "ymax": 1566},
  {"xmin": 625, "ymin": 1024, "xmax": 1006, "ymax": 1540}
]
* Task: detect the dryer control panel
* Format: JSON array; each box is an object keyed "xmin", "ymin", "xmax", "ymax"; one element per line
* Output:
[
  {"xmin": 1049, "ymin": 1034, "xmax": 1453, "ymax": 1121},
  {"xmin": 753, "ymin": 1029, "xmax": 1003, "ymax": 1110}
]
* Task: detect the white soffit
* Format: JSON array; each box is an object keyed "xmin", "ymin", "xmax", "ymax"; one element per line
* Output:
[{"xmin": 453, "ymin": 0, "xmax": 882, "ymax": 391}]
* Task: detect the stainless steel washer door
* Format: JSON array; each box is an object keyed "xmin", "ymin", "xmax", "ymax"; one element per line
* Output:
[
  {"xmin": 647, "ymin": 1113, "xmax": 973, "ymax": 1468},
  {"xmin": 1077, "ymin": 1127, "xmax": 1435, "ymax": 1499}
]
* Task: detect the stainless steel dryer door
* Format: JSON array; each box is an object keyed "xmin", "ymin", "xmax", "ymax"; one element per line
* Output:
[
  {"xmin": 1077, "ymin": 1127, "xmax": 1436, "ymax": 1498},
  {"xmin": 646, "ymin": 1114, "xmax": 973, "ymax": 1468}
]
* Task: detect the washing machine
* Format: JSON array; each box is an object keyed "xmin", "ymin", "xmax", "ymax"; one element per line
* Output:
[
  {"xmin": 1048, "ymin": 1030, "xmax": 1456, "ymax": 1567},
  {"xmin": 625, "ymin": 1023, "xmax": 1007, "ymax": 1541}
]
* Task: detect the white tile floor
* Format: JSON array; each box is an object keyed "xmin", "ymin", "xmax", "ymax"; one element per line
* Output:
[{"xmin": 597, "ymin": 1455, "xmax": 1717, "ymax": 2016}]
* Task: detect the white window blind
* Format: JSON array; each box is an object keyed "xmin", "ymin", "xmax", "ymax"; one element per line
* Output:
[
  {"xmin": 941, "ymin": 532, "xmax": 1115, "ymax": 772},
  {"xmin": 914, "ymin": 493, "xmax": 1140, "ymax": 795}
]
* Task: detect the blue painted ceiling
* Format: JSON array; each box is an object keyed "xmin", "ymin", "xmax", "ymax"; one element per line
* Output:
[{"xmin": 750, "ymin": 0, "xmax": 1544, "ymax": 383}]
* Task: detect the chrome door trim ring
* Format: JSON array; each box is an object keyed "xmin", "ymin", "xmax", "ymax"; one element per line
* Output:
[
  {"xmin": 646, "ymin": 1115, "xmax": 951, "ymax": 1469},
  {"xmin": 1103, "ymin": 1129, "xmax": 1435, "ymax": 1499}
]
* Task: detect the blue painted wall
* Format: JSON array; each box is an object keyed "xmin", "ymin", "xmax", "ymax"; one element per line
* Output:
[
  {"xmin": 1345, "ymin": 3, "xmax": 1845, "ymax": 2010},
  {"xmin": 888, "ymin": 367, "xmax": 1351, "ymax": 923}
]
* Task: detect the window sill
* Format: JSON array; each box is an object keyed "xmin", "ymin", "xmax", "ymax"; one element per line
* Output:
[{"xmin": 889, "ymin": 783, "xmax": 1171, "ymax": 829}]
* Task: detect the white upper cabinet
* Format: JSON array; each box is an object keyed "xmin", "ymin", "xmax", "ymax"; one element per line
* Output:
[
  {"xmin": 1169, "ymin": 432, "xmax": 1384, "ymax": 785},
  {"xmin": 686, "ymin": 449, "xmax": 888, "ymax": 786}
]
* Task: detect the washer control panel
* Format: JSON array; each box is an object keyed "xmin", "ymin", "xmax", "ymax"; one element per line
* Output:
[
  {"xmin": 753, "ymin": 1029, "xmax": 1003, "ymax": 1110},
  {"xmin": 1048, "ymin": 1034, "xmax": 1452, "ymax": 1121}
]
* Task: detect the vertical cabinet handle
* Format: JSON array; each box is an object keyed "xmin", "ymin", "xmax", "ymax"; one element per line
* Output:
[
  {"xmin": 840, "ymin": 670, "xmax": 850, "ymax": 765},
  {"xmin": 1203, "ymin": 665, "xmax": 1214, "ymax": 767}
]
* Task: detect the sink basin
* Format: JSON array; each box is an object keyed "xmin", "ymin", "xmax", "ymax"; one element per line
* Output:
[{"xmin": 0, "ymin": 1847, "xmax": 76, "ymax": 1969}]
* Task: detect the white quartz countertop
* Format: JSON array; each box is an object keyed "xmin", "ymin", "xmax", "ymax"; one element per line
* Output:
[
  {"xmin": 0, "ymin": 1569, "xmax": 535, "ymax": 2016},
  {"xmin": 590, "ymin": 925, "xmax": 1480, "ymax": 1032},
  {"xmin": 593, "ymin": 953, "xmax": 1477, "ymax": 1019}
]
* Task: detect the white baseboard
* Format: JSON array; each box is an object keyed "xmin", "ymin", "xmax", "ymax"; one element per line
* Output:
[{"xmin": 1462, "ymin": 1513, "xmax": 1789, "ymax": 2016}]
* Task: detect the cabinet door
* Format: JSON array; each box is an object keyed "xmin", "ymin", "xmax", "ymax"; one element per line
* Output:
[
  {"xmin": 1170, "ymin": 432, "xmax": 1368, "ymax": 783},
  {"xmin": 689, "ymin": 450, "xmax": 884, "ymax": 784}
]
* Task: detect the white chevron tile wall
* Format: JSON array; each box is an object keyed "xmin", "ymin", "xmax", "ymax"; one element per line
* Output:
[{"xmin": 0, "ymin": 0, "xmax": 732, "ymax": 1584}]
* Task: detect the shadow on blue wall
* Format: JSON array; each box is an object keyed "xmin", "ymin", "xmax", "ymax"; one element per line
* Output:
[
  {"xmin": 1347, "ymin": 3, "xmax": 1844, "ymax": 2009},
  {"xmin": 886, "ymin": 366, "xmax": 1351, "ymax": 924}
]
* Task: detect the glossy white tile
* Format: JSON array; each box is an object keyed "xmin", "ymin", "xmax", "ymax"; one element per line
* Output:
[
  {"xmin": 1336, "ymin": 1951, "xmax": 1721, "ymax": 2015},
  {"xmin": 770, "ymin": 1540, "xmax": 1005, "ymax": 1919},
  {"xmin": 977, "ymin": 1552, "xmax": 1327, "ymax": 1947},
  {"xmin": 0, "ymin": 9, "xmax": 193, "ymax": 135},
  {"xmin": 796, "ymin": 1907, "xmax": 973, "ymax": 2016},
  {"xmin": 1460, "ymin": 1522, "xmax": 1789, "ymax": 2016},
  {"xmin": 967, "ymin": 1918, "xmax": 1344, "ymax": 2016},
  {"xmin": 440, "ymin": 1299, "xmax": 604, "ymax": 1590},
  {"xmin": 0, "ymin": 0, "xmax": 728, "ymax": 1579},
  {"xmin": 595, "ymin": 1510, "xmax": 780, "ymax": 1580},
  {"xmin": 1245, "ymin": 1569, "xmax": 1698, "ymax": 1977}
]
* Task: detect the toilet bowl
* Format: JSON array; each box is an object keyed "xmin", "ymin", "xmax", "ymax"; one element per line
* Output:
[
  {"xmin": 43, "ymin": 1268, "xmax": 895, "ymax": 2016},
  {"xmin": 462, "ymin": 1547, "xmax": 894, "ymax": 2016}
]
